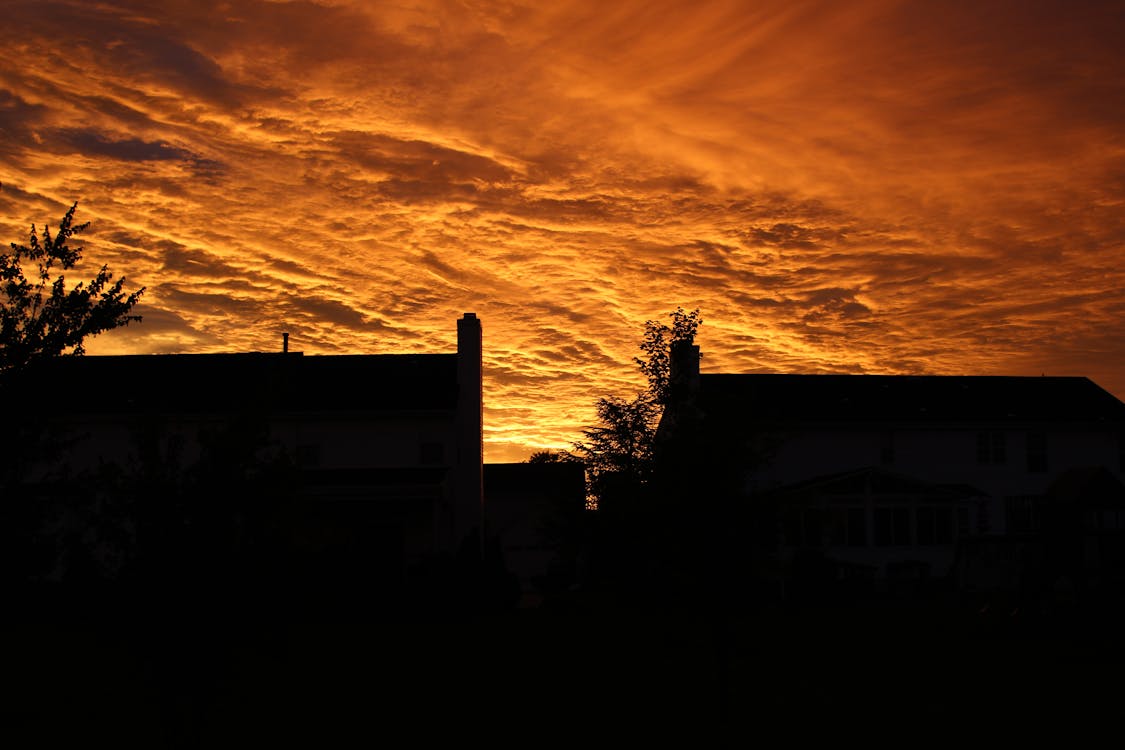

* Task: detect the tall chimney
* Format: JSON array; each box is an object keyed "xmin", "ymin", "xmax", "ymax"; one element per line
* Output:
[
  {"xmin": 454, "ymin": 313, "xmax": 484, "ymax": 558},
  {"xmin": 282, "ymin": 332, "xmax": 289, "ymax": 353}
]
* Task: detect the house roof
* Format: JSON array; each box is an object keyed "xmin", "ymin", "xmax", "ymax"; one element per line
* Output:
[
  {"xmin": 19, "ymin": 352, "xmax": 460, "ymax": 415},
  {"xmin": 696, "ymin": 374, "xmax": 1125, "ymax": 425}
]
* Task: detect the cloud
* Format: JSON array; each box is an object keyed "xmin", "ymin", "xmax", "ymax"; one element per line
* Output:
[
  {"xmin": 3, "ymin": 0, "xmax": 1125, "ymax": 462},
  {"xmin": 52, "ymin": 129, "xmax": 194, "ymax": 162}
]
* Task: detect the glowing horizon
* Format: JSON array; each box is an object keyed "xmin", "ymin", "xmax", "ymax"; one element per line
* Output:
[{"xmin": 3, "ymin": 0, "xmax": 1124, "ymax": 461}]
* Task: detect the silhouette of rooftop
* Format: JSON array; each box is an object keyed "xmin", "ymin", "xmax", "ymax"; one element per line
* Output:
[
  {"xmin": 23, "ymin": 352, "xmax": 460, "ymax": 414},
  {"xmin": 697, "ymin": 374, "xmax": 1125, "ymax": 424}
]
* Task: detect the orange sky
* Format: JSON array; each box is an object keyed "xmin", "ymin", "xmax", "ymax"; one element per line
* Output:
[{"xmin": 2, "ymin": 0, "xmax": 1124, "ymax": 461}]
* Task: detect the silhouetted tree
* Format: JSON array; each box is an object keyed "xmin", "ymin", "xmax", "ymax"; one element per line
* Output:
[
  {"xmin": 572, "ymin": 307, "xmax": 700, "ymax": 513},
  {"xmin": 526, "ymin": 449, "xmax": 581, "ymax": 464},
  {"xmin": 0, "ymin": 201, "xmax": 143, "ymax": 376},
  {"xmin": 0, "ymin": 203, "xmax": 144, "ymax": 598},
  {"xmin": 568, "ymin": 309, "xmax": 700, "ymax": 593}
]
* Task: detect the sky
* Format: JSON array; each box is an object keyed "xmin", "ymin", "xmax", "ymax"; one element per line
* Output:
[{"xmin": 2, "ymin": 0, "xmax": 1124, "ymax": 461}]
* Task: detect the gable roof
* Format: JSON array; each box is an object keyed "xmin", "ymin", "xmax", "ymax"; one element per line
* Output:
[
  {"xmin": 19, "ymin": 352, "xmax": 460, "ymax": 415},
  {"xmin": 696, "ymin": 374, "xmax": 1125, "ymax": 425}
]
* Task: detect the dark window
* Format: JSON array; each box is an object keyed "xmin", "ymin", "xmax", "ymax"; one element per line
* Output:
[
  {"xmin": 935, "ymin": 508, "xmax": 953, "ymax": 544},
  {"xmin": 847, "ymin": 508, "xmax": 867, "ymax": 547},
  {"xmin": 957, "ymin": 506, "xmax": 970, "ymax": 536},
  {"xmin": 880, "ymin": 432, "xmax": 896, "ymax": 464},
  {"xmin": 1026, "ymin": 432, "xmax": 1048, "ymax": 473},
  {"xmin": 916, "ymin": 507, "xmax": 935, "ymax": 545},
  {"xmin": 976, "ymin": 432, "xmax": 990, "ymax": 463},
  {"xmin": 874, "ymin": 508, "xmax": 911, "ymax": 546},
  {"xmin": 1005, "ymin": 495, "xmax": 1041, "ymax": 533},
  {"xmin": 828, "ymin": 508, "xmax": 848, "ymax": 546},
  {"xmin": 783, "ymin": 509, "xmax": 802, "ymax": 546},
  {"xmin": 977, "ymin": 432, "xmax": 1007, "ymax": 464},
  {"xmin": 803, "ymin": 508, "xmax": 824, "ymax": 547},
  {"xmin": 916, "ymin": 506, "xmax": 954, "ymax": 545},
  {"xmin": 419, "ymin": 441, "xmax": 444, "ymax": 465}
]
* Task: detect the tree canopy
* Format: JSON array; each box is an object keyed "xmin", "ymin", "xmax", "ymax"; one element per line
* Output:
[{"xmin": 1, "ymin": 202, "xmax": 144, "ymax": 375}]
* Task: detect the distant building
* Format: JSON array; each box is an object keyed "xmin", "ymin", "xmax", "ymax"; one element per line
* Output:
[
  {"xmin": 658, "ymin": 339, "xmax": 1125, "ymax": 597},
  {"xmin": 8, "ymin": 314, "xmax": 484, "ymax": 603}
]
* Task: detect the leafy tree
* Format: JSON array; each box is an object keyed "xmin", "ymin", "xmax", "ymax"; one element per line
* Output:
[
  {"xmin": 0, "ymin": 202, "xmax": 144, "ymax": 594},
  {"xmin": 1, "ymin": 202, "xmax": 144, "ymax": 375},
  {"xmin": 572, "ymin": 307, "xmax": 701, "ymax": 511}
]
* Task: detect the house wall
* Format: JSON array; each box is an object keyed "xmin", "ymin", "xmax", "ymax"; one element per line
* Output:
[{"xmin": 751, "ymin": 423, "xmax": 1124, "ymax": 534}]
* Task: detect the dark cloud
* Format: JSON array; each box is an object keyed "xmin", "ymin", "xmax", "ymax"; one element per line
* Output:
[
  {"xmin": 330, "ymin": 131, "xmax": 513, "ymax": 184},
  {"xmin": 286, "ymin": 294, "xmax": 373, "ymax": 332},
  {"xmin": 749, "ymin": 222, "xmax": 843, "ymax": 249},
  {"xmin": 52, "ymin": 129, "xmax": 193, "ymax": 162},
  {"xmin": 0, "ymin": 90, "xmax": 48, "ymax": 161},
  {"xmin": 159, "ymin": 242, "xmax": 246, "ymax": 278}
]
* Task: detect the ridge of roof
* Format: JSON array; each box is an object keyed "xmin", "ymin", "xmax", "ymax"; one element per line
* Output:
[{"xmin": 694, "ymin": 373, "xmax": 1125, "ymax": 423}]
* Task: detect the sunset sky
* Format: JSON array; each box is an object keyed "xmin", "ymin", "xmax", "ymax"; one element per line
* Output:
[{"xmin": 2, "ymin": 0, "xmax": 1124, "ymax": 461}]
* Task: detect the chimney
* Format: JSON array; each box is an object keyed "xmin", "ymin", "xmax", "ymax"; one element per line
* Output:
[
  {"xmin": 282, "ymin": 332, "xmax": 289, "ymax": 353},
  {"xmin": 454, "ymin": 313, "xmax": 484, "ymax": 558},
  {"xmin": 670, "ymin": 336, "xmax": 700, "ymax": 403}
]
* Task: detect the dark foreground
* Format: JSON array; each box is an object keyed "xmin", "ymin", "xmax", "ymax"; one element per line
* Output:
[{"xmin": 5, "ymin": 588, "xmax": 1124, "ymax": 746}]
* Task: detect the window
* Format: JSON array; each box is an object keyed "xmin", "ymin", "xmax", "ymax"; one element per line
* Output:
[
  {"xmin": 976, "ymin": 431, "xmax": 1007, "ymax": 464},
  {"xmin": 826, "ymin": 507, "xmax": 867, "ymax": 547},
  {"xmin": 874, "ymin": 507, "xmax": 911, "ymax": 546},
  {"xmin": 783, "ymin": 509, "xmax": 803, "ymax": 546},
  {"xmin": 957, "ymin": 506, "xmax": 971, "ymax": 536},
  {"xmin": 1026, "ymin": 432, "xmax": 1048, "ymax": 473},
  {"xmin": 847, "ymin": 508, "xmax": 867, "ymax": 547},
  {"xmin": 916, "ymin": 507, "xmax": 934, "ymax": 545},
  {"xmin": 915, "ymin": 507, "xmax": 953, "ymax": 545},
  {"xmin": 880, "ymin": 432, "xmax": 896, "ymax": 464},
  {"xmin": 803, "ymin": 508, "xmax": 824, "ymax": 547},
  {"xmin": 1005, "ymin": 495, "xmax": 1041, "ymax": 533},
  {"xmin": 935, "ymin": 508, "xmax": 953, "ymax": 544}
]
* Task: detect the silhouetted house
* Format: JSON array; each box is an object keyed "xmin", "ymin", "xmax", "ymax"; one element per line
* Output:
[
  {"xmin": 658, "ymin": 339, "xmax": 1125, "ymax": 597},
  {"xmin": 6, "ymin": 314, "xmax": 484, "ymax": 605},
  {"xmin": 484, "ymin": 461, "xmax": 587, "ymax": 603}
]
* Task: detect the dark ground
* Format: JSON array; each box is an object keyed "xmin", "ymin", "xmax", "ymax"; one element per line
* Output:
[{"xmin": 4, "ymin": 588, "xmax": 1123, "ymax": 746}]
